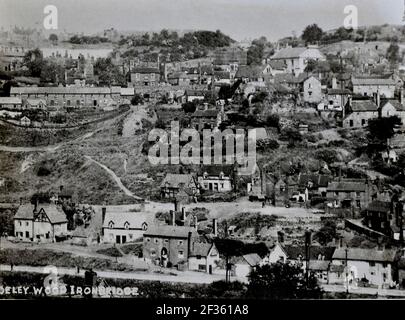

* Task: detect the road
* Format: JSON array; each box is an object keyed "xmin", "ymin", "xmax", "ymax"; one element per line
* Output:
[
  {"xmin": 0, "ymin": 130, "xmax": 96, "ymax": 153},
  {"xmin": 322, "ymin": 284, "xmax": 405, "ymax": 298},
  {"xmin": 0, "ymin": 264, "xmax": 226, "ymax": 284}
]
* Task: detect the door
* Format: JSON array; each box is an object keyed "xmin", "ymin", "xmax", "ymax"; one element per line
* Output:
[
  {"xmin": 209, "ymin": 265, "xmax": 212, "ymax": 275},
  {"xmin": 116, "ymin": 235, "xmax": 121, "ymax": 244},
  {"xmin": 122, "ymin": 236, "xmax": 127, "ymax": 244}
]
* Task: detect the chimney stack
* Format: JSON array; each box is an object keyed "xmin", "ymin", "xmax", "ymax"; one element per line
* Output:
[
  {"xmin": 212, "ymin": 219, "xmax": 218, "ymax": 237},
  {"xmin": 182, "ymin": 207, "xmax": 186, "ymax": 225},
  {"xmin": 277, "ymin": 231, "xmax": 284, "ymax": 243},
  {"xmin": 101, "ymin": 207, "xmax": 106, "ymax": 223},
  {"xmin": 170, "ymin": 210, "xmax": 175, "ymax": 226},
  {"xmin": 194, "ymin": 215, "xmax": 198, "ymax": 231}
]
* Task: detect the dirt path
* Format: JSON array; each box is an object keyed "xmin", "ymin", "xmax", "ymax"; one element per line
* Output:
[{"xmin": 84, "ymin": 155, "xmax": 143, "ymax": 200}]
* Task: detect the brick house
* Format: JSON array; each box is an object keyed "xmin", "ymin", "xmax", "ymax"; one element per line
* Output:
[{"xmin": 143, "ymin": 225, "xmax": 196, "ymax": 267}]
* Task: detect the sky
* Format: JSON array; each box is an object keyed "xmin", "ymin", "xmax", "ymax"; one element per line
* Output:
[{"xmin": 0, "ymin": 0, "xmax": 403, "ymax": 41}]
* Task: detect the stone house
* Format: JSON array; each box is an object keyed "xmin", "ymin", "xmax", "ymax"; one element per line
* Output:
[{"xmin": 14, "ymin": 203, "xmax": 68, "ymax": 242}]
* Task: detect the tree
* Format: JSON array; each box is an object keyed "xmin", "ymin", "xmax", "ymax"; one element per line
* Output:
[
  {"xmin": 265, "ymin": 114, "xmax": 280, "ymax": 129},
  {"xmin": 302, "ymin": 24, "xmax": 324, "ymax": 44},
  {"xmin": 94, "ymin": 57, "xmax": 125, "ymax": 86},
  {"xmin": 131, "ymin": 94, "xmax": 143, "ymax": 106},
  {"xmin": 387, "ymin": 42, "xmax": 400, "ymax": 67},
  {"xmin": 247, "ymin": 262, "xmax": 323, "ymax": 299},
  {"xmin": 368, "ymin": 116, "xmax": 401, "ymax": 143},
  {"xmin": 49, "ymin": 33, "xmax": 58, "ymax": 45},
  {"xmin": 23, "ymin": 48, "xmax": 44, "ymax": 77},
  {"xmin": 0, "ymin": 209, "xmax": 14, "ymax": 237},
  {"xmin": 247, "ymin": 42, "xmax": 265, "ymax": 65},
  {"xmin": 182, "ymin": 101, "xmax": 197, "ymax": 113},
  {"xmin": 314, "ymin": 220, "xmax": 337, "ymax": 245}
]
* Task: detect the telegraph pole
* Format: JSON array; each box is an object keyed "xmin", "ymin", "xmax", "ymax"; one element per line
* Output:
[{"xmin": 345, "ymin": 246, "xmax": 349, "ymax": 294}]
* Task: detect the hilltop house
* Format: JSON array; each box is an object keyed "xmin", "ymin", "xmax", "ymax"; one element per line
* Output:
[
  {"xmin": 142, "ymin": 225, "xmax": 197, "ymax": 267},
  {"xmin": 197, "ymin": 165, "xmax": 235, "ymax": 193},
  {"xmin": 326, "ymin": 88, "xmax": 352, "ymax": 110},
  {"xmin": 274, "ymin": 73, "xmax": 322, "ymax": 103},
  {"xmin": 326, "ymin": 179, "xmax": 375, "ymax": 214},
  {"xmin": 270, "ymin": 46, "xmax": 325, "ymax": 76},
  {"xmin": 363, "ymin": 200, "xmax": 404, "ymax": 240},
  {"xmin": 160, "ymin": 173, "xmax": 199, "ymax": 201},
  {"xmin": 101, "ymin": 207, "xmax": 149, "ymax": 244},
  {"xmin": 297, "ymin": 173, "xmax": 332, "ymax": 199},
  {"xmin": 130, "ymin": 67, "xmax": 160, "ymax": 86},
  {"xmin": 14, "ymin": 203, "xmax": 68, "ymax": 242},
  {"xmin": 190, "ymin": 107, "xmax": 222, "ymax": 132},
  {"xmin": 380, "ymin": 100, "xmax": 405, "ymax": 124},
  {"xmin": 351, "ymin": 76, "xmax": 396, "ymax": 99},
  {"xmin": 343, "ymin": 99, "xmax": 379, "ymax": 128},
  {"xmin": 331, "ymin": 248, "xmax": 398, "ymax": 287},
  {"xmin": 0, "ymin": 97, "xmax": 22, "ymax": 110}
]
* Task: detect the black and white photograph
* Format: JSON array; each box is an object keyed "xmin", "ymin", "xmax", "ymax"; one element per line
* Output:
[{"xmin": 0, "ymin": 0, "xmax": 404, "ymax": 308}]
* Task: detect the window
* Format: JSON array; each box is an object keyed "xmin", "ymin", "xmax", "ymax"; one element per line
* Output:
[
  {"xmin": 198, "ymin": 264, "xmax": 206, "ymax": 271},
  {"xmin": 382, "ymin": 262, "xmax": 388, "ymax": 268},
  {"xmin": 26, "ymin": 221, "xmax": 29, "ymax": 227},
  {"xmin": 196, "ymin": 255, "xmax": 202, "ymax": 260},
  {"xmin": 178, "ymin": 250, "xmax": 184, "ymax": 258},
  {"xmin": 146, "ymin": 237, "xmax": 151, "ymax": 242},
  {"xmin": 154, "ymin": 239, "xmax": 159, "ymax": 244},
  {"xmin": 19, "ymin": 221, "xmax": 22, "ymax": 226},
  {"xmin": 124, "ymin": 221, "xmax": 130, "ymax": 230},
  {"xmin": 164, "ymin": 239, "xmax": 169, "ymax": 243},
  {"xmin": 178, "ymin": 240, "xmax": 183, "ymax": 246},
  {"xmin": 349, "ymin": 120, "xmax": 353, "ymax": 127},
  {"xmin": 369, "ymin": 261, "xmax": 375, "ymax": 267},
  {"xmin": 67, "ymin": 100, "xmax": 71, "ymax": 106},
  {"xmin": 50, "ymin": 100, "xmax": 55, "ymax": 106},
  {"xmin": 361, "ymin": 119, "xmax": 366, "ymax": 126},
  {"xmin": 108, "ymin": 221, "xmax": 114, "ymax": 228},
  {"xmin": 308, "ymin": 91, "xmax": 312, "ymax": 96}
]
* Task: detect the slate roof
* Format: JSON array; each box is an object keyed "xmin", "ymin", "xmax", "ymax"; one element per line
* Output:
[
  {"xmin": 39, "ymin": 204, "xmax": 68, "ymax": 224},
  {"xmin": 14, "ymin": 204, "xmax": 35, "ymax": 220},
  {"xmin": 332, "ymin": 248, "xmax": 397, "ymax": 262},
  {"xmin": 271, "ymin": 47, "xmax": 308, "ymax": 59},
  {"xmin": 269, "ymin": 60, "xmax": 287, "ymax": 70},
  {"xmin": 102, "ymin": 210, "xmax": 149, "ymax": 229},
  {"xmin": 186, "ymin": 89, "xmax": 207, "ymax": 97},
  {"xmin": 283, "ymin": 245, "xmax": 336, "ymax": 261},
  {"xmin": 235, "ymin": 65, "xmax": 263, "ymax": 79},
  {"xmin": 327, "ymin": 89, "xmax": 352, "ymax": 95},
  {"xmin": 352, "ymin": 78, "xmax": 396, "ymax": 86},
  {"xmin": 160, "ymin": 173, "xmax": 196, "ymax": 188},
  {"xmin": 10, "ymin": 87, "xmax": 112, "ymax": 95},
  {"xmin": 382, "ymin": 100, "xmax": 405, "ymax": 112},
  {"xmin": 131, "ymin": 67, "xmax": 160, "ymax": 74},
  {"xmin": 239, "ymin": 253, "xmax": 262, "ymax": 266},
  {"xmin": 308, "ymin": 260, "xmax": 330, "ymax": 271},
  {"xmin": 327, "ymin": 180, "xmax": 367, "ymax": 192},
  {"xmin": 298, "ymin": 174, "xmax": 332, "ymax": 189},
  {"xmin": 366, "ymin": 200, "xmax": 391, "ymax": 213},
  {"xmin": 190, "ymin": 242, "xmax": 213, "ymax": 257},
  {"xmin": 199, "ymin": 164, "xmax": 234, "ymax": 177},
  {"xmin": 0, "ymin": 97, "xmax": 22, "ymax": 104},
  {"xmin": 350, "ymin": 100, "xmax": 378, "ymax": 112},
  {"xmin": 192, "ymin": 109, "xmax": 219, "ymax": 118},
  {"xmin": 15, "ymin": 203, "xmax": 67, "ymax": 224},
  {"xmin": 144, "ymin": 225, "xmax": 195, "ymax": 238}
]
